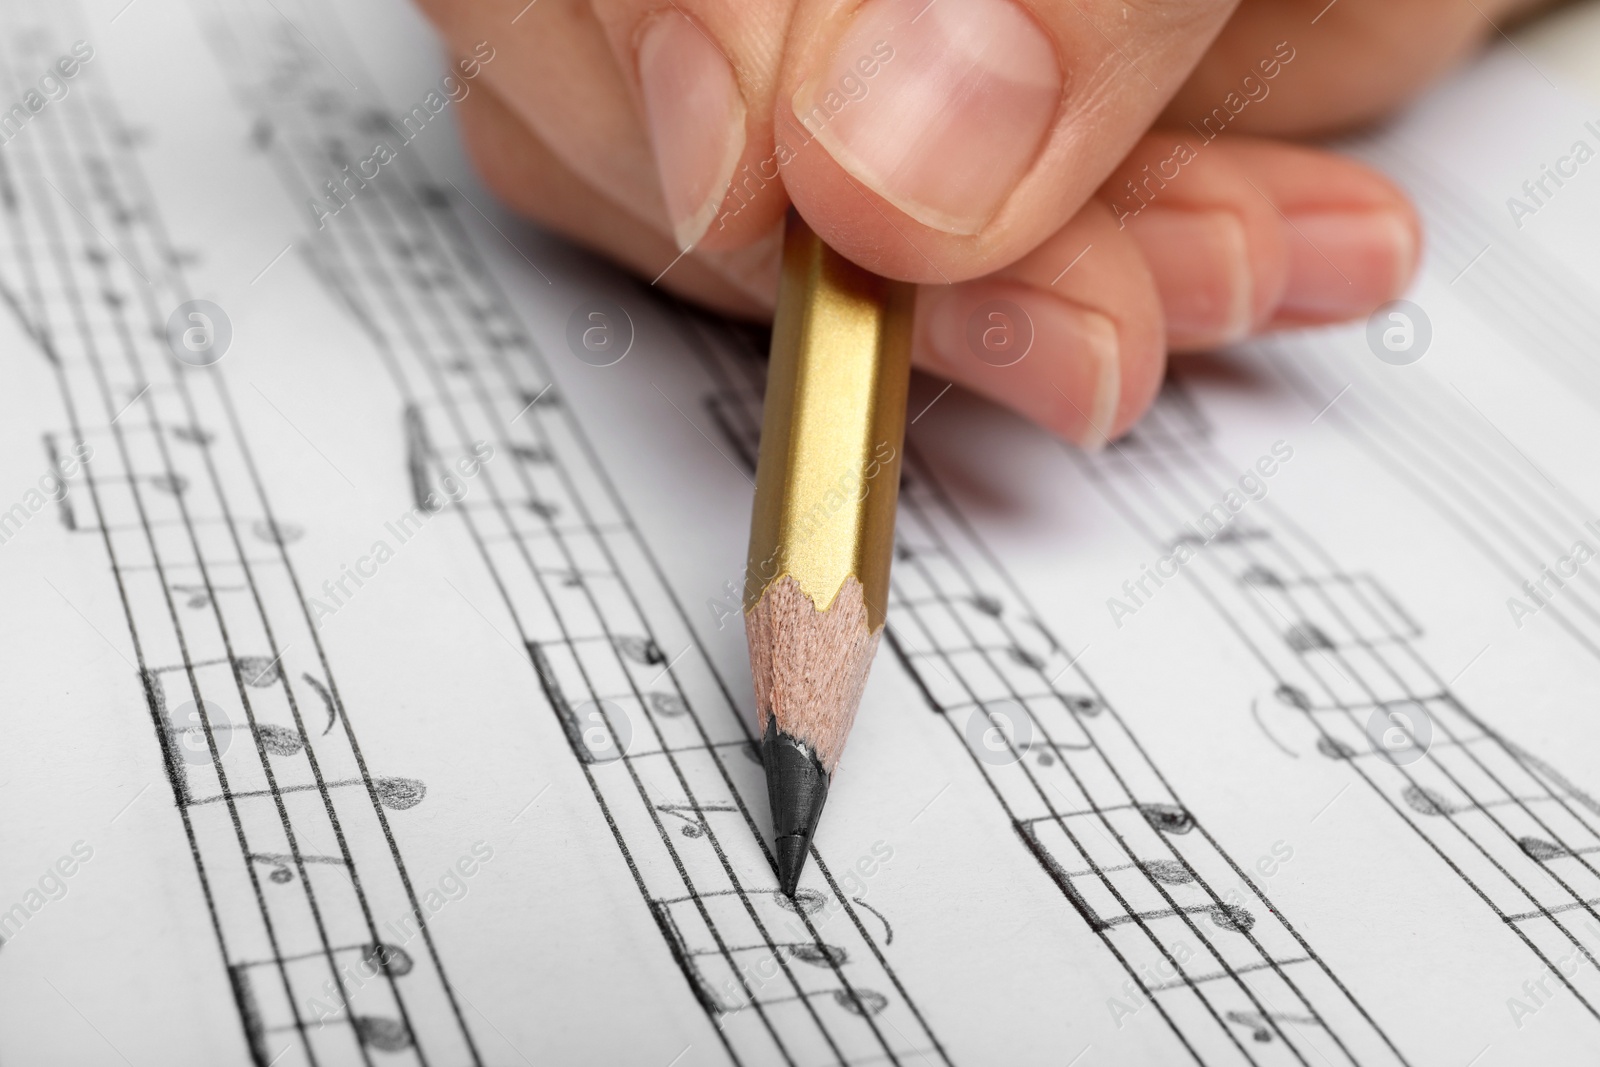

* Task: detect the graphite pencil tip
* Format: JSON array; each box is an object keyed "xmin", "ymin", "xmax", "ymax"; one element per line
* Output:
[{"xmin": 762, "ymin": 720, "xmax": 828, "ymax": 896}]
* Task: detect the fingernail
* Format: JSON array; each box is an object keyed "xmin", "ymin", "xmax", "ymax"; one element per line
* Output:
[
  {"xmin": 1278, "ymin": 210, "xmax": 1417, "ymax": 319},
  {"xmin": 926, "ymin": 282, "xmax": 1120, "ymax": 449},
  {"xmin": 793, "ymin": 0, "xmax": 1060, "ymax": 235},
  {"xmin": 1129, "ymin": 208, "xmax": 1252, "ymax": 347},
  {"xmin": 637, "ymin": 12, "xmax": 747, "ymax": 250}
]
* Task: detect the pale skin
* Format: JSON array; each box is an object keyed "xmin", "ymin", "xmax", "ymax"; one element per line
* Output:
[{"xmin": 416, "ymin": 0, "xmax": 1547, "ymax": 447}]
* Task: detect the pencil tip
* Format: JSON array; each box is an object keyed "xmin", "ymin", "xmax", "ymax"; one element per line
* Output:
[{"xmin": 762, "ymin": 721, "xmax": 828, "ymax": 896}]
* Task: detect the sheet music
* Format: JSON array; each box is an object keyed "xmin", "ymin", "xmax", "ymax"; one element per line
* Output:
[{"xmin": 3, "ymin": 0, "xmax": 1600, "ymax": 1063}]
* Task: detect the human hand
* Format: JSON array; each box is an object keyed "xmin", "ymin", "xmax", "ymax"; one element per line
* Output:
[{"xmin": 415, "ymin": 0, "xmax": 1521, "ymax": 446}]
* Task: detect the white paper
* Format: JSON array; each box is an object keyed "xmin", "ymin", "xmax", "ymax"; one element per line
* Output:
[{"xmin": 4, "ymin": 1, "xmax": 1600, "ymax": 1064}]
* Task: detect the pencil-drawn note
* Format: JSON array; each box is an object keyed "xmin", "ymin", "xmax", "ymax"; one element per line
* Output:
[
  {"xmin": 616, "ymin": 636, "xmax": 665, "ymax": 667},
  {"xmin": 251, "ymin": 723, "xmax": 304, "ymax": 756},
  {"xmin": 170, "ymin": 424, "xmax": 215, "ymax": 447},
  {"xmin": 1106, "ymin": 902, "xmax": 1255, "ymax": 934},
  {"xmin": 1063, "ymin": 694, "xmax": 1103, "ymax": 718},
  {"xmin": 249, "ymin": 851, "xmax": 349, "ymax": 884},
  {"xmin": 832, "ymin": 988, "xmax": 889, "ymax": 1016},
  {"xmin": 1140, "ymin": 803, "xmax": 1196, "ymax": 835},
  {"xmin": 1226, "ymin": 1010, "xmax": 1319, "ymax": 1043},
  {"xmin": 1317, "ymin": 736, "xmax": 1359, "ymax": 760},
  {"xmin": 659, "ymin": 802, "xmax": 737, "ymax": 839},
  {"xmin": 1518, "ymin": 837, "xmax": 1600, "ymax": 863},
  {"xmin": 1275, "ymin": 684, "xmax": 1313, "ymax": 710},
  {"xmin": 150, "ymin": 472, "xmax": 188, "ymax": 495},
  {"xmin": 788, "ymin": 943, "xmax": 848, "ymax": 968},
  {"xmin": 775, "ymin": 888, "xmax": 828, "ymax": 916},
  {"xmin": 1060, "ymin": 858, "xmax": 1195, "ymax": 885},
  {"xmin": 970, "ymin": 593, "xmax": 1002, "ymax": 617},
  {"xmin": 236, "ymin": 655, "xmax": 283, "ymax": 687},
  {"xmin": 1009, "ymin": 645, "xmax": 1045, "ymax": 670},
  {"xmin": 190, "ymin": 776, "xmax": 426, "ymax": 810},
  {"xmin": 353, "ymin": 1015, "xmax": 413, "ymax": 1052},
  {"xmin": 649, "ymin": 691, "xmax": 688, "ymax": 717},
  {"xmin": 1399, "ymin": 784, "xmax": 1546, "ymax": 818},
  {"xmin": 526, "ymin": 498, "xmax": 561, "ymax": 520},
  {"xmin": 1286, "ymin": 623, "xmax": 1335, "ymax": 653},
  {"xmin": 251, "ymin": 518, "xmax": 304, "ymax": 545},
  {"xmin": 1241, "ymin": 566, "xmax": 1285, "ymax": 589}
]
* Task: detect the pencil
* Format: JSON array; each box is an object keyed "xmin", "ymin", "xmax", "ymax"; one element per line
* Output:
[{"xmin": 746, "ymin": 211, "xmax": 915, "ymax": 896}]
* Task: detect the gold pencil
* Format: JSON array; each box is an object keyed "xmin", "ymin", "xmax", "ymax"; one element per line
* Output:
[{"xmin": 746, "ymin": 212, "xmax": 915, "ymax": 895}]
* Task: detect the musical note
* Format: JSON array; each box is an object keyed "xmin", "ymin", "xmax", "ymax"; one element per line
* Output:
[
  {"xmin": 1275, "ymin": 684, "xmax": 1313, "ymax": 710},
  {"xmin": 150, "ymin": 472, "xmax": 188, "ymax": 495},
  {"xmin": 526, "ymin": 498, "xmax": 561, "ymax": 520},
  {"xmin": 1226, "ymin": 1009, "xmax": 1318, "ymax": 1042},
  {"xmin": 1061, "ymin": 857, "xmax": 1195, "ymax": 885},
  {"xmin": 832, "ymin": 988, "xmax": 889, "ymax": 1016},
  {"xmin": 1064, "ymin": 694, "xmax": 1103, "ymax": 717},
  {"xmin": 1519, "ymin": 837, "xmax": 1600, "ymax": 862},
  {"xmin": 970, "ymin": 593, "xmax": 1002, "ymax": 617},
  {"xmin": 249, "ymin": 851, "xmax": 348, "ymax": 883},
  {"xmin": 1107, "ymin": 902, "xmax": 1255, "ymax": 933},
  {"xmin": 616, "ymin": 636, "xmax": 665, "ymax": 667},
  {"xmin": 659, "ymin": 802, "xmax": 737, "ymax": 839},
  {"xmin": 1241, "ymin": 565, "xmax": 1284, "ymax": 588},
  {"xmin": 1285, "ymin": 624, "xmax": 1335, "ymax": 652},
  {"xmin": 236, "ymin": 655, "xmax": 283, "ymax": 687},
  {"xmin": 1316, "ymin": 736, "xmax": 1359, "ymax": 760},
  {"xmin": 1009, "ymin": 646, "xmax": 1045, "ymax": 670},
  {"xmin": 170, "ymin": 425, "xmax": 215, "ymax": 447},
  {"xmin": 1140, "ymin": 804, "xmax": 1195, "ymax": 835},
  {"xmin": 166, "ymin": 718, "xmax": 303, "ymax": 757},
  {"xmin": 511, "ymin": 444, "xmax": 553, "ymax": 465},
  {"xmin": 353, "ymin": 1016, "xmax": 412, "ymax": 1052},
  {"xmin": 190, "ymin": 776, "xmax": 426, "ymax": 810},
  {"xmin": 1400, "ymin": 785, "xmax": 1545, "ymax": 817},
  {"xmin": 789, "ymin": 943, "xmax": 848, "ymax": 968},
  {"xmin": 649, "ymin": 692, "xmax": 688, "ymax": 717},
  {"xmin": 775, "ymin": 888, "xmax": 827, "ymax": 915},
  {"xmin": 251, "ymin": 518, "xmax": 304, "ymax": 545}
]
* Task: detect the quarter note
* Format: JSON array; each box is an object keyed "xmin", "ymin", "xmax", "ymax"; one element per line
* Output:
[
  {"xmin": 353, "ymin": 1016, "xmax": 412, "ymax": 1052},
  {"xmin": 190, "ymin": 776, "xmax": 426, "ymax": 810},
  {"xmin": 1140, "ymin": 803, "xmax": 1195, "ymax": 835},
  {"xmin": 1286, "ymin": 623, "xmax": 1334, "ymax": 653},
  {"xmin": 649, "ymin": 692, "xmax": 688, "ymax": 717},
  {"xmin": 1519, "ymin": 837, "xmax": 1600, "ymax": 862},
  {"xmin": 1401, "ymin": 784, "xmax": 1547, "ymax": 817}
]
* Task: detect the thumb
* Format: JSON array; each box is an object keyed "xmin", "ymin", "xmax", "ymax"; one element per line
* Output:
[{"xmin": 774, "ymin": 0, "xmax": 1241, "ymax": 283}]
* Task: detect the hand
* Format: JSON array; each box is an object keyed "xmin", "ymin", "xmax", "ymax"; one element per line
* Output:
[{"xmin": 416, "ymin": 0, "xmax": 1519, "ymax": 446}]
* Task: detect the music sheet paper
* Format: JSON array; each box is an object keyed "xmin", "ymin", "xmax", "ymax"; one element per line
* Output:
[{"xmin": 4, "ymin": 0, "xmax": 1600, "ymax": 1063}]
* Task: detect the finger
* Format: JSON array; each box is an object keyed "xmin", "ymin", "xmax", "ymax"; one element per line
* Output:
[
  {"xmin": 912, "ymin": 202, "xmax": 1166, "ymax": 448},
  {"xmin": 774, "ymin": 0, "xmax": 1243, "ymax": 284},
  {"xmin": 585, "ymin": 0, "xmax": 798, "ymax": 251},
  {"xmin": 1163, "ymin": 0, "xmax": 1529, "ymax": 136},
  {"xmin": 456, "ymin": 79, "xmax": 778, "ymax": 318},
  {"xmin": 413, "ymin": 0, "xmax": 669, "ymax": 229},
  {"xmin": 1099, "ymin": 133, "xmax": 1418, "ymax": 347}
]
